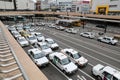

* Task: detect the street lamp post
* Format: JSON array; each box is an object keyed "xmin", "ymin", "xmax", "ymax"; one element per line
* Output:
[
  {"xmin": 104, "ymin": 22, "xmax": 107, "ymax": 33},
  {"xmin": 13, "ymin": 0, "xmax": 17, "ymax": 11},
  {"xmin": 81, "ymin": 17, "xmax": 85, "ymax": 29}
]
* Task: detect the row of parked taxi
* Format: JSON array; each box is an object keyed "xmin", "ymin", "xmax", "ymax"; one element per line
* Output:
[
  {"xmin": 46, "ymin": 23, "xmax": 119, "ymax": 45},
  {"xmin": 8, "ymin": 22, "xmax": 120, "ymax": 80},
  {"xmin": 8, "ymin": 23, "xmax": 88, "ymax": 75},
  {"xmin": 33, "ymin": 22, "xmax": 120, "ymax": 80}
]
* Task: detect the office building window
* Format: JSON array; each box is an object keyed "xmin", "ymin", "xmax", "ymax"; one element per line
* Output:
[
  {"xmin": 109, "ymin": 5, "xmax": 117, "ymax": 7},
  {"xmin": 110, "ymin": 0, "xmax": 119, "ymax": 1}
]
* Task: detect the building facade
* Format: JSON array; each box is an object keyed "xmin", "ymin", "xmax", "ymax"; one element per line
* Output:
[
  {"xmin": 71, "ymin": 1, "xmax": 90, "ymax": 14},
  {"xmin": 58, "ymin": 2, "xmax": 72, "ymax": 12},
  {"xmin": 41, "ymin": 0, "xmax": 51, "ymax": 10},
  {"xmin": 0, "ymin": 0, "xmax": 14, "ymax": 11},
  {"xmin": 91, "ymin": 0, "xmax": 120, "ymax": 15},
  {"xmin": 0, "ymin": 0, "xmax": 35, "ymax": 11}
]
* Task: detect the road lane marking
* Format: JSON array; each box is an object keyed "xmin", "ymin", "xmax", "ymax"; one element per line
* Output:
[
  {"xmin": 54, "ymin": 33, "xmax": 120, "ymax": 63},
  {"xmin": 77, "ymin": 75, "xmax": 83, "ymax": 80},
  {"xmin": 50, "ymin": 35, "xmax": 120, "ymax": 71},
  {"xmin": 81, "ymin": 76, "xmax": 86, "ymax": 80},
  {"xmin": 58, "ymin": 33, "xmax": 120, "ymax": 56},
  {"xmin": 42, "ymin": 32, "xmax": 120, "ymax": 71},
  {"xmin": 41, "ymin": 26, "xmax": 120, "ymax": 56},
  {"xmin": 78, "ymin": 69, "xmax": 95, "ymax": 80},
  {"xmin": 42, "ymin": 33, "xmax": 95, "ymax": 80},
  {"xmin": 49, "ymin": 62, "xmax": 72, "ymax": 80},
  {"xmin": 29, "ymin": 44, "xmax": 72, "ymax": 80}
]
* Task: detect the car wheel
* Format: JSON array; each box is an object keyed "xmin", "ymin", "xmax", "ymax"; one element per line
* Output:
[
  {"xmin": 81, "ymin": 35, "xmax": 83, "ymax": 37},
  {"xmin": 63, "ymin": 70, "xmax": 66, "ymax": 74},
  {"xmin": 91, "ymin": 70, "xmax": 94, "ymax": 75},
  {"xmin": 97, "ymin": 76, "xmax": 102, "ymax": 80},
  {"xmin": 109, "ymin": 42, "xmax": 112, "ymax": 45},
  {"xmin": 97, "ymin": 39, "xmax": 100, "ymax": 41},
  {"xmin": 88, "ymin": 36, "xmax": 91, "ymax": 39}
]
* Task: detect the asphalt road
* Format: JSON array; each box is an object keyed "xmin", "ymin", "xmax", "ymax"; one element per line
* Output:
[
  {"xmin": 8, "ymin": 21, "xmax": 120, "ymax": 80},
  {"xmin": 31, "ymin": 24, "xmax": 120, "ymax": 80}
]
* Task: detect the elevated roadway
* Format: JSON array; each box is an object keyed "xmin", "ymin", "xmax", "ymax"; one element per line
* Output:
[{"xmin": 0, "ymin": 11, "xmax": 120, "ymax": 20}]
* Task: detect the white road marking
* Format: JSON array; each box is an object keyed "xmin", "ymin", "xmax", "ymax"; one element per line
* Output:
[
  {"xmin": 49, "ymin": 62, "xmax": 72, "ymax": 80},
  {"xmin": 30, "ymin": 44, "xmax": 72, "ymax": 80},
  {"xmin": 81, "ymin": 76, "xmax": 87, "ymax": 80},
  {"xmin": 55, "ymin": 33, "xmax": 120, "ymax": 63},
  {"xmin": 77, "ymin": 75, "xmax": 83, "ymax": 80},
  {"xmin": 58, "ymin": 33, "xmax": 120, "ymax": 56},
  {"xmin": 51, "ymin": 36, "xmax": 120, "ymax": 71},
  {"xmin": 43, "ymin": 34, "xmax": 95, "ymax": 80},
  {"xmin": 78, "ymin": 69, "xmax": 95, "ymax": 80},
  {"xmin": 35, "ymin": 26, "xmax": 120, "ymax": 78}
]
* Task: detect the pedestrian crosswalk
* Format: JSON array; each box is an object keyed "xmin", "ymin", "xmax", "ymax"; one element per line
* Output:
[
  {"xmin": 77, "ymin": 75, "xmax": 86, "ymax": 80},
  {"xmin": 31, "ymin": 27, "xmax": 48, "ymax": 31}
]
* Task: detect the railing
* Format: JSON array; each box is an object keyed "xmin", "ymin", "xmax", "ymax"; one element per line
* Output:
[
  {"xmin": 0, "ymin": 27, "xmax": 29, "ymax": 80},
  {"xmin": 0, "ymin": 21, "xmax": 48, "ymax": 80}
]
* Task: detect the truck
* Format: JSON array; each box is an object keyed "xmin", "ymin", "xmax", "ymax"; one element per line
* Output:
[
  {"xmin": 49, "ymin": 52, "xmax": 78, "ymax": 74},
  {"xmin": 92, "ymin": 64, "xmax": 120, "ymax": 80}
]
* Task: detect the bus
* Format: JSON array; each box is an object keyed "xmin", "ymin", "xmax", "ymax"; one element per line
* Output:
[
  {"xmin": 16, "ymin": 16, "xmax": 26, "ymax": 21},
  {"xmin": 56, "ymin": 19, "xmax": 81, "ymax": 27}
]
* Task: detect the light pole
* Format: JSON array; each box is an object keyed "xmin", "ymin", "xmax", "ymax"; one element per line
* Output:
[{"xmin": 13, "ymin": 0, "xmax": 17, "ymax": 11}]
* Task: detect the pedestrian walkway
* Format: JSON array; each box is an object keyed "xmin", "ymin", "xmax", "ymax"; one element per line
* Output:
[
  {"xmin": 0, "ymin": 21, "xmax": 48, "ymax": 80},
  {"xmin": 0, "ymin": 28, "xmax": 27, "ymax": 80}
]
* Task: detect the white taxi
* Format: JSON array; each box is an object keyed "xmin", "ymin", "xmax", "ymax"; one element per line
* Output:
[
  {"xmin": 49, "ymin": 52, "xmax": 78, "ymax": 74},
  {"xmin": 45, "ymin": 38, "xmax": 59, "ymax": 50},
  {"xmin": 34, "ymin": 42, "xmax": 52, "ymax": 55},
  {"xmin": 28, "ymin": 48, "xmax": 49, "ymax": 67},
  {"xmin": 17, "ymin": 37, "xmax": 29, "ymax": 47},
  {"xmin": 61, "ymin": 48, "xmax": 88, "ymax": 67}
]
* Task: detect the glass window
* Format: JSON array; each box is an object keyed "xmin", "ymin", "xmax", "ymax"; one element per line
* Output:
[
  {"xmin": 34, "ymin": 53, "xmax": 45, "ymax": 59},
  {"xmin": 110, "ymin": 0, "xmax": 119, "ymax": 1},
  {"xmin": 29, "ymin": 36, "xmax": 36, "ymax": 40},
  {"xmin": 73, "ymin": 53, "xmax": 81, "ymax": 59},
  {"xmin": 109, "ymin": 5, "xmax": 117, "ymax": 7},
  {"xmin": 48, "ymin": 40, "xmax": 54, "ymax": 44},
  {"xmin": 61, "ymin": 58, "xmax": 70, "ymax": 65},
  {"xmin": 113, "ymin": 76, "xmax": 118, "ymax": 80},
  {"xmin": 66, "ymin": 51, "xmax": 70, "ymax": 55},
  {"xmin": 41, "ymin": 45, "xmax": 49, "ymax": 50},
  {"xmin": 103, "ymin": 71, "xmax": 112, "ymax": 79},
  {"xmin": 19, "ymin": 38, "xmax": 25, "ymax": 42}
]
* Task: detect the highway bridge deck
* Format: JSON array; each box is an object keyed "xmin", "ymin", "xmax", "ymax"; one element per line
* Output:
[{"xmin": 0, "ymin": 11, "xmax": 120, "ymax": 20}]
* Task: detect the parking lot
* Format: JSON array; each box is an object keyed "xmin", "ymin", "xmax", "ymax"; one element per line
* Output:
[{"xmin": 6, "ymin": 19, "xmax": 120, "ymax": 80}]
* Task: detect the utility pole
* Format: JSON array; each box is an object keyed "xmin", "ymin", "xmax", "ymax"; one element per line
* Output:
[{"xmin": 13, "ymin": 0, "xmax": 17, "ymax": 11}]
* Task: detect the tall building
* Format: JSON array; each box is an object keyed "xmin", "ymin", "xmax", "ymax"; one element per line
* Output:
[
  {"xmin": 36, "ymin": 0, "xmax": 41, "ymax": 11},
  {"xmin": 41, "ymin": 0, "xmax": 50, "ymax": 10},
  {"xmin": 91, "ymin": 0, "xmax": 120, "ymax": 15},
  {"xmin": 58, "ymin": 2, "xmax": 72, "ymax": 12},
  {"xmin": 0, "ymin": 0, "xmax": 14, "ymax": 11},
  {"xmin": 0, "ymin": 0, "xmax": 35, "ymax": 11},
  {"xmin": 71, "ymin": 1, "xmax": 90, "ymax": 13}
]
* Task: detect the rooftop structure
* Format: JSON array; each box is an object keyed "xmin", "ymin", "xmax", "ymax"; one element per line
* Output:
[
  {"xmin": 91, "ymin": 0, "xmax": 120, "ymax": 15},
  {"xmin": 0, "ymin": 0, "xmax": 35, "ymax": 11}
]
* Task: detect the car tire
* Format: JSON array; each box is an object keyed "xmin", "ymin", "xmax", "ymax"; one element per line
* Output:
[
  {"xmin": 91, "ymin": 70, "xmax": 94, "ymax": 75},
  {"xmin": 97, "ymin": 39, "xmax": 100, "ymax": 41},
  {"xmin": 63, "ymin": 70, "xmax": 66, "ymax": 74},
  {"xmin": 97, "ymin": 76, "xmax": 102, "ymax": 80}
]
